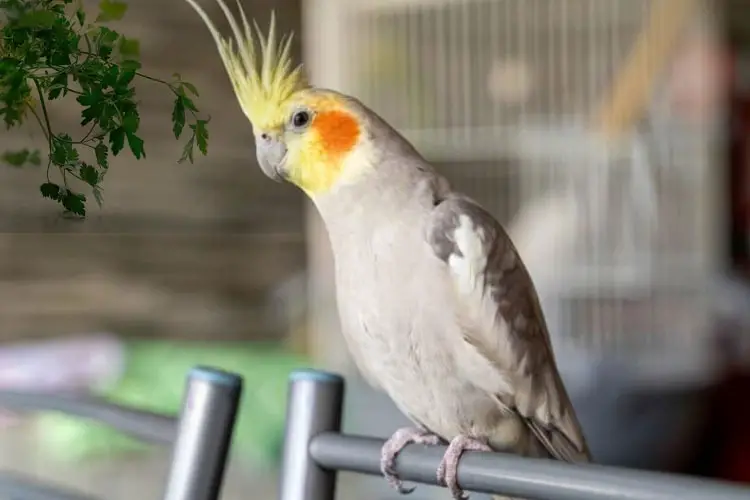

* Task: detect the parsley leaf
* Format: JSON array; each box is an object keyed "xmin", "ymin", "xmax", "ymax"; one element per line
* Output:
[{"xmin": 1, "ymin": 0, "xmax": 210, "ymax": 216}]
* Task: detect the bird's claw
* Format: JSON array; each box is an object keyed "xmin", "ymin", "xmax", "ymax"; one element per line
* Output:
[
  {"xmin": 380, "ymin": 427, "xmax": 441, "ymax": 495},
  {"xmin": 436, "ymin": 435, "xmax": 493, "ymax": 500},
  {"xmin": 383, "ymin": 456, "xmax": 415, "ymax": 496}
]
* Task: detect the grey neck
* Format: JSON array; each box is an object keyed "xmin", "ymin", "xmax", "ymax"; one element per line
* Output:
[{"xmin": 311, "ymin": 163, "xmax": 446, "ymax": 247}]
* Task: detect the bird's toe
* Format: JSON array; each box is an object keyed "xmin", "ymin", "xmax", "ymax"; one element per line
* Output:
[
  {"xmin": 380, "ymin": 427, "xmax": 440, "ymax": 495},
  {"xmin": 436, "ymin": 434, "xmax": 493, "ymax": 500}
]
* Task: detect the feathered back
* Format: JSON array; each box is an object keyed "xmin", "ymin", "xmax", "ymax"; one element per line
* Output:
[{"xmin": 183, "ymin": 0, "xmax": 308, "ymax": 129}]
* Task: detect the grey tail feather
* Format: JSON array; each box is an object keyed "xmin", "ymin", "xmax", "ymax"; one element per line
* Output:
[{"xmin": 526, "ymin": 418, "xmax": 591, "ymax": 464}]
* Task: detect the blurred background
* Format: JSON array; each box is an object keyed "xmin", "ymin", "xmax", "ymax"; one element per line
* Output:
[{"xmin": 1, "ymin": 0, "xmax": 750, "ymax": 499}]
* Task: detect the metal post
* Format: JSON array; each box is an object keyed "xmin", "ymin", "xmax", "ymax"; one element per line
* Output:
[
  {"xmin": 279, "ymin": 369, "xmax": 344, "ymax": 500},
  {"xmin": 162, "ymin": 366, "xmax": 243, "ymax": 500}
]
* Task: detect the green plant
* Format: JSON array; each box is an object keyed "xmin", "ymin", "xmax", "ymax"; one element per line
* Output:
[{"xmin": 0, "ymin": 0, "xmax": 209, "ymax": 216}]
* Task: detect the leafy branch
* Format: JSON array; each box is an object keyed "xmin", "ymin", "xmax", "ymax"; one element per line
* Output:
[{"xmin": 0, "ymin": 0, "xmax": 210, "ymax": 217}]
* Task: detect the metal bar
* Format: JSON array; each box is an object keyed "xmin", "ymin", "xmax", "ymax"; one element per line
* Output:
[
  {"xmin": 278, "ymin": 369, "xmax": 344, "ymax": 500},
  {"xmin": 0, "ymin": 390, "xmax": 176, "ymax": 444},
  {"xmin": 309, "ymin": 433, "xmax": 750, "ymax": 500},
  {"xmin": 162, "ymin": 366, "xmax": 243, "ymax": 500},
  {"xmin": 0, "ymin": 471, "xmax": 100, "ymax": 500}
]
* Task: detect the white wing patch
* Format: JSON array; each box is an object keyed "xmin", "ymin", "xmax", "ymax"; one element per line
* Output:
[
  {"xmin": 446, "ymin": 214, "xmax": 512, "ymax": 363},
  {"xmin": 447, "ymin": 215, "xmax": 487, "ymax": 295}
]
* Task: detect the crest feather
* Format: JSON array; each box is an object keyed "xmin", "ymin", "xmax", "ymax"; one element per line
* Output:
[{"xmin": 183, "ymin": 0, "xmax": 308, "ymax": 129}]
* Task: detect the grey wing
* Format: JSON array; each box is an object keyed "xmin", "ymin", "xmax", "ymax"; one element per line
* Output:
[{"xmin": 425, "ymin": 192, "xmax": 591, "ymax": 463}]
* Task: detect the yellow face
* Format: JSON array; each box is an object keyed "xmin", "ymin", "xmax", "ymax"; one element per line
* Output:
[
  {"xmin": 253, "ymin": 91, "xmax": 364, "ymax": 196},
  {"xmin": 182, "ymin": 0, "xmax": 366, "ymax": 195}
]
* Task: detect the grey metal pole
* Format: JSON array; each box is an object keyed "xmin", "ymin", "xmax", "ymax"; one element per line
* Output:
[
  {"xmin": 309, "ymin": 433, "xmax": 750, "ymax": 500},
  {"xmin": 0, "ymin": 471, "xmax": 100, "ymax": 500},
  {"xmin": 162, "ymin": 366, "xmax": 243, "ymax": 500},
  {"xmin": 0, "ymin": 390, "xmax": 176, "ymax": 444},
  {"xmin": 279, "ymin": 369, "xmax": 344, "ymax": 500}
]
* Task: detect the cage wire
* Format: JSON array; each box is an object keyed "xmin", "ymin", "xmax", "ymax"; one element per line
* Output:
[{"xmin": 321, "ymin": 0, "xmax": 723, "ymax": 389}]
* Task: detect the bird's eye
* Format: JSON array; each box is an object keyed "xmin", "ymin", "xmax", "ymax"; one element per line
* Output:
[{"xmin": 291, "ymin": 110, "xmax": 311, "ymax": 129}]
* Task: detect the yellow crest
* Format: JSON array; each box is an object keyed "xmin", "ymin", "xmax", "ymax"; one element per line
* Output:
[{"xmin": 183, "ymin": 0, "xmax": 308, "ymax": 129}]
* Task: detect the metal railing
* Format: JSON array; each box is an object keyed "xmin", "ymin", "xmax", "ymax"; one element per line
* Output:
[
  {"xmin": 279, "ymin": 369, "xmax": 750, "ymax": 500},
  {"xmin": 0, "ymin": 366, "xmax": 242, "ymax": 500},
  {"xmin": 2, "ymin": 365, "xmax": 750, "ymax": 500}
]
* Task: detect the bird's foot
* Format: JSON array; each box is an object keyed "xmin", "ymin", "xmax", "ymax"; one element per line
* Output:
[
  {"xmin": 436, "ymin": 435, "xmax": 492, "ymax": 500},
  {"xmin": 380, "ymin": 427, "xmax": 442, "ymax": 494}
]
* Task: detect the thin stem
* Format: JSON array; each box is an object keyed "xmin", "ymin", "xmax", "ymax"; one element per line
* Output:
[
  {"xmin": 79, "ymin": 122, "xmax": 97, "ymax": 143},
  {"xmin": 27, "ymin": 71, "xmax": 85, "ymax": 96},
  {"xmin": 65, "ymin": 169, "xmax": 84, "ymax": 183},
  {"xmin": 134, "ymin": 71, "xmax": 205, "ymax": 143},
  {"xmin": 135, "ymin": 71, "xmax": 173, "ymax": 87},
  {"xmin": 77, "ymin": 51, "xmax": 168, "ymax": 88},
  {"xmin": 25, "ymin": 102, "xmax": 49, "ymax": 143},
  {"xmin": 135, "ymin": 72, "xmax": 197, "ymax": 118},
  {"xmin": 52, "ymin": 130, "xmax": 102, "ymax": 149},
  {"xmin": 32, "ymin": 78, "xmax": 54, "ymax": 183},
  {"xmin": 83, "ymin": 34, "xmax": 93, "ymax": 54},
  {"xmin": 56, "ymin": 138, "xmax": 97, "ymax": 149},
  {"xmin": 27, "ymin": 66, "xmax": 68, "ymax": 74}
]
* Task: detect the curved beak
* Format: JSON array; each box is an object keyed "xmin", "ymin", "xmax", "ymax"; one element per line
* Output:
[{"xmin": 255, "ymin": 132, "xmax": 288, "ymax": 182}]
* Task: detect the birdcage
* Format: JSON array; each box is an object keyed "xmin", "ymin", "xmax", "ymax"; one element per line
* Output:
[{"xmin": 302, "ymin": 0, "xmax": 726, "ymax": 392}]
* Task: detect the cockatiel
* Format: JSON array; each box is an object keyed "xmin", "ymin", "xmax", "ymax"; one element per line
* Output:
[{"xmin": 184, "ymin": 1, "xmax": 592, "ymax": 498}]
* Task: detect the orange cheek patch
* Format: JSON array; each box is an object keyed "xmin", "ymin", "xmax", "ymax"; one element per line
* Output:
[{"xmin": 312, "ymin": 110, "xmax": 360, "ymax": 160}]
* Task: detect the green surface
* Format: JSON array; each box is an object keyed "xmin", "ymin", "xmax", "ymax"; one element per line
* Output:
[{"xmin": 35, "ymin": 340, "xmax": 309, "ymax": 466}]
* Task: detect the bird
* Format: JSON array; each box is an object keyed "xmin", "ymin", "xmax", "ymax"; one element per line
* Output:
[{"xmin": 182, "ymin": 1, "xmax": 592, "ymax": 498}]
